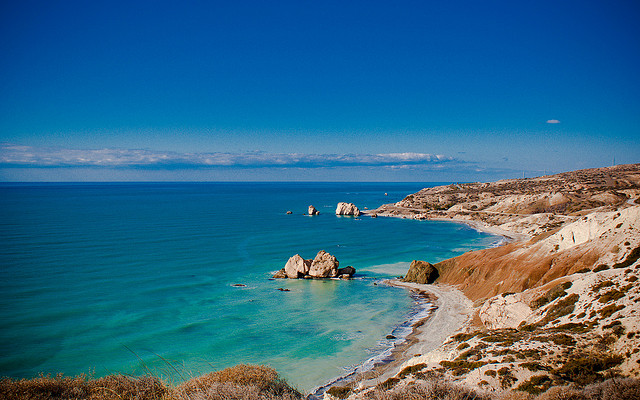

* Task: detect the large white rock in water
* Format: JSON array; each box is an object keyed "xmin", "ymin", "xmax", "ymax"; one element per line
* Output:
[
  {"xmin": 309, "ymin": 250, "xmax": 339, "ymax": 278},
  {"xmin": 284, "ymin": 254, "xmax": 312, "ymax": 279},
  {"xmin": 308, "ymin": 205, "xmax": 320, "ymax": 215},
  {"xmin": 335, "ymin": 202, "xmax": 361, "ymax": 216}
]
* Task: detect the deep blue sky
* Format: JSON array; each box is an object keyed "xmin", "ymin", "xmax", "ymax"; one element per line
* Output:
[{"xmin": 1, "ymin": 0, "xmax": 638, "ymax": 181}]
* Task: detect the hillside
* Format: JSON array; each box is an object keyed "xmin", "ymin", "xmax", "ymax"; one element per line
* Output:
[
  {"xmin": 343, "ymin": 164, "xmax": 640, "ymax": 397},
  {"xmin": 372, "ymin": 163, "xmax": 640, "ymax": 300}
]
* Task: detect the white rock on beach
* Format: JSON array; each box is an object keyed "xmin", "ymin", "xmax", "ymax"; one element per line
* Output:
[{"xmin": 335, "ymin": 202, "xmax": 361, "ymax": 216}]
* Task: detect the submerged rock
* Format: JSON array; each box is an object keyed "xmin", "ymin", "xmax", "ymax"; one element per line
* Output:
[
  {"xmin": 309, "ymin": 250, "xmax": 339, "ymax": 278},
  {"xmin": 308, "ymin": 205, "xmax": 320, "ymax": 215},
  {"xmin": 335, "ymin": 202, "xmax": 361, "ymax": 216},
  {"xmin": 403, "ymin": 260, "xmax": 439, "ymax": 284}
]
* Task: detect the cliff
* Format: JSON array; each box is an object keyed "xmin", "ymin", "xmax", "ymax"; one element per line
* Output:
[
  {"xmin": 373, "ymin": 163, "xmax": 640, "ymax": 301},
  {"xmin": 353, "ymin": 163, "xmax": 640, "ymax": 395}
]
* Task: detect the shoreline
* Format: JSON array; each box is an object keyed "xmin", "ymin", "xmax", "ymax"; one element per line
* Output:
[
  {"xmin": 310, "ymin": 280, "xmax": 474, "ymax": 398},
  {"xmin": 309, "ymin": 215, "xmax": 521, "ymax": 396},
  {"xmin": 363, "ymin": 208, "xmax": 530, "ymax": 243},
  {"xmin": 308, "ymin": 280, "xmax": 438, "ymax": 398},
  {"xmin": 354, "ymin": 281, "xmax": 474, "ymax": 390}
]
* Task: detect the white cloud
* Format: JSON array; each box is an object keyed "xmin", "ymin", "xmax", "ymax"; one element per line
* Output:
[
  {"xmin": 546, "ymin": 119, "xmax": 561, "ymax": 124},
  {"xmin": 0, "ymin": 143, "xmax": 457, "ymax": 170}
]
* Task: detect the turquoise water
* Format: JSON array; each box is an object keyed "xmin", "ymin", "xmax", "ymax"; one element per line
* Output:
[{"xmin": 0, "ymin": 183, "xmax": 498, "ymax": 391}]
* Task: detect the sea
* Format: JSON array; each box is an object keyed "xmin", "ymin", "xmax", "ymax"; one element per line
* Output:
[{"xmin": 0, "ymin": 182, "xmax": 500, "ymax": 392}]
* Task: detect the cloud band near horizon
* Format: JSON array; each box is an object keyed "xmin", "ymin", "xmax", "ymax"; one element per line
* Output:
[{"xmin": 0, "ymin": 144, "xmax": 457, "ymax": 170}]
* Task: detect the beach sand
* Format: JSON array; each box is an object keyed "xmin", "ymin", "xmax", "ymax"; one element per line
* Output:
[{"xmin": 354, "ymin": 281, "xmax": 474, "ymax": 389}]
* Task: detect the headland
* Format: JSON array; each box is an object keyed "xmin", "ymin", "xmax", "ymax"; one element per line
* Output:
[{"xmin": 336, "ymin": 163, "xmax": 640, "ymax": 398}]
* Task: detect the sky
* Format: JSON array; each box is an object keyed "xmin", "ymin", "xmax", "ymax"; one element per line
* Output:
[{"xmin": 0, "ymin": 0, "xmax": 638, "ymax": 182}]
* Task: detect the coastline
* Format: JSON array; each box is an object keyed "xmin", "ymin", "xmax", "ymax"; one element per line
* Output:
[
  {"xmin": 354, "ymin": 281, "xmax": 474, "ymax": 390},
  {"xmin": 310, "ymin": 279, "xmax": 475, "ymax": 398}
]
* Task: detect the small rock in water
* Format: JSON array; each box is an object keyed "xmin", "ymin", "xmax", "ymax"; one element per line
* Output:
[
  {"xmin": 386, "ymin": 335, "xmax": 396, "ymax": 340},
  {"xmin": 232, "ymin": 284, "xmax": 247, "ymax": 287},
  {"xmin": 286, "ymin": 211, "xmax": 292, "ymax": 214},
  {"xmin": 272, "ymin": 269, "xmax": 287, "ymax": 279},
  {"xmin": 277, "ymin": 288, "xmax": 290, "ymax": 292}
]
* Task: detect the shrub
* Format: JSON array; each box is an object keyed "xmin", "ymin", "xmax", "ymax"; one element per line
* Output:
[
  {"xmin": 375, "ymin": 377, "xmax": 399, "ymax": 391},
  {"xmin": 613, "ymin": 246, "xmax": 640, "ymax": 269},
  {"xmin": 520, "ymin": 362, "xmax": 550, "ymax": 372},
  {"xmin": 457, "ymin": 343, "xmax": 470, "ymax": 351},
  {"xmin": 175, "ymin": 365, "xmax": 301, "ymax": 399},
  {"xmin": 554, "ymin": 354, "xmax": 624, "ymax": 385},
  {"xmin": 452, "ymin": 332, "xmax": 479, "ymax": 342},
  {"xmin": 537, "ymin": 386, "xmax": 584, "ymax": 400},
  {"xmin": 584, "ymin": 377, "xmax": 640, "ymax": 400},
  {"xmin": 540, "ymin": 294, "xmax": 580, "ymax": 326},
  {"xmin": 551, "ymin": 334, "xmax": 576, "ymax": 346},
  {"xmin": 599, "ymin": 304, "xmax": 625, "ymax": 318},
  {"xmin": 598, "ymin": 289, "xmax": 625, "ymax": 303},
  {"xmin": 364, "ymin": 379, "xmax": 491, "ymax": 400},
  {"xmin": 592, "ymin": 280, "xmax": 614, "ymax": 292},
  {"xmin": 497, "ymin": 367, "xmax": 517, "ymax": 389},
  {"xmin": 531, "ymin": 283, "xmax": 571, "ymax": 309},
  {"xmin": 439, "ymin": 360, "xmax": 486, "ymax": 376},
  {"xmin": 484, "ymin": 369, "xmax": 496, "ymax": 377},
  {"xmin": 397, "ymin": 363, "xmax": 426, "ymax": 378},
  {"xmin": 326, "ymin": 386, "xmax": 352, "ymax": 399},
  {"xmin": 594, "ymin": 264, "xmax": 610, "ymax": 272},
  {"xmin": 0, "ymin": 373, "xmax": 168, "ymax": 400},
  {"xmin": 516, "ymin": 374, "xmax": 552, "ymax": 395}
]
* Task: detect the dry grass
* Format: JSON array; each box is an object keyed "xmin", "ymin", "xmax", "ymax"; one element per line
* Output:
[
  {"xmin": 3, "ymin": 365, "xmax": 639, "ymax": 400},
  {"xmin": 364, "ymin": 379, "xmax": 491, "ymax": 400},
  {"xmin": 0, "ymin": 373, "xmax": 167, "ymax": 400},
  {"xmin": 0, "ymin": 365, "xmax": 300, "ymax": 400},
  {"xmin": 172, "ymin": 365, "xmax": 301, "ymax": 400}
]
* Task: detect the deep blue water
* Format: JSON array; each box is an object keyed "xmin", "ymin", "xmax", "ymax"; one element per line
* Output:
[{"xmin": 0, "ymin": 182, "xmax": 498, "ymax": 391}]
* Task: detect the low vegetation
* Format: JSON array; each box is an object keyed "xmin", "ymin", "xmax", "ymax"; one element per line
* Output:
[{"xmin": 0, "ymin": 365, "xmax": 302, "ymax": 400}]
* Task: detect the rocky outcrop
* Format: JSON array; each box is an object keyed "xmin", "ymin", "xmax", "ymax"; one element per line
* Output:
[
  {"xmin": 284, "ymin": 254, "xmax": 312, "ymax": 279},
  {"xmin": 335, "ymin": 202, "xmax": 361, "ymax": 216},
  {"xmin": 272, "ymin": 269, "xmax": 286, "ymax": 279},
  {"xmin": 274, "ymin": 250, "xmax": 353, "ymax": 279},
  {"xmin": 309, "ymin": 250, "xmax": 339, "ymax": 277},
  {"xmin": 308, "ymin": 205, "xmax": 319, "ymax": 215},
  {"xmin": 337, "ymin": 266, "xmax": 356, "ymax": 278},
  {"xmin": 435, "ymin": 206, "xmax": 640, "ymax": 301},
  {"xmin": 373, "ymin": 163, "xmax": 640, "ymax": 237},
  {"xmin": 403, "ymin": 260, "xmax": 439, "ymax": 284}
]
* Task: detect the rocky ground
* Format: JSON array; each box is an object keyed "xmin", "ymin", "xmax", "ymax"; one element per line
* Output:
[{"xmin": 336, "ymin": 164, "xmax": 640, "ymax": 398}]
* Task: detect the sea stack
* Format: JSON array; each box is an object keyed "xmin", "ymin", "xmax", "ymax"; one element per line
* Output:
[
  {"xmin": 308, "ymin": 205, "xmax": 320, "ymax": 215},
  {"xmin": 335, "ymin": 202, "xmax": 361, "ymax": 216},
  {"xmin": 273, "ymin": 250, "xmax": 355, "ymax": 279}
]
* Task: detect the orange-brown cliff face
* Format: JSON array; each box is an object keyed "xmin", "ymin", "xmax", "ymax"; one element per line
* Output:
[{"xmin": 375, "ymin": 164, "xmax": 640, "ymax": 302}]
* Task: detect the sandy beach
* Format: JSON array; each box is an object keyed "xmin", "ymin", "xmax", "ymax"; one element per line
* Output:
[{"xmin": 355, "ymin": 281, "xmax": 474, "ymax": 389}]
